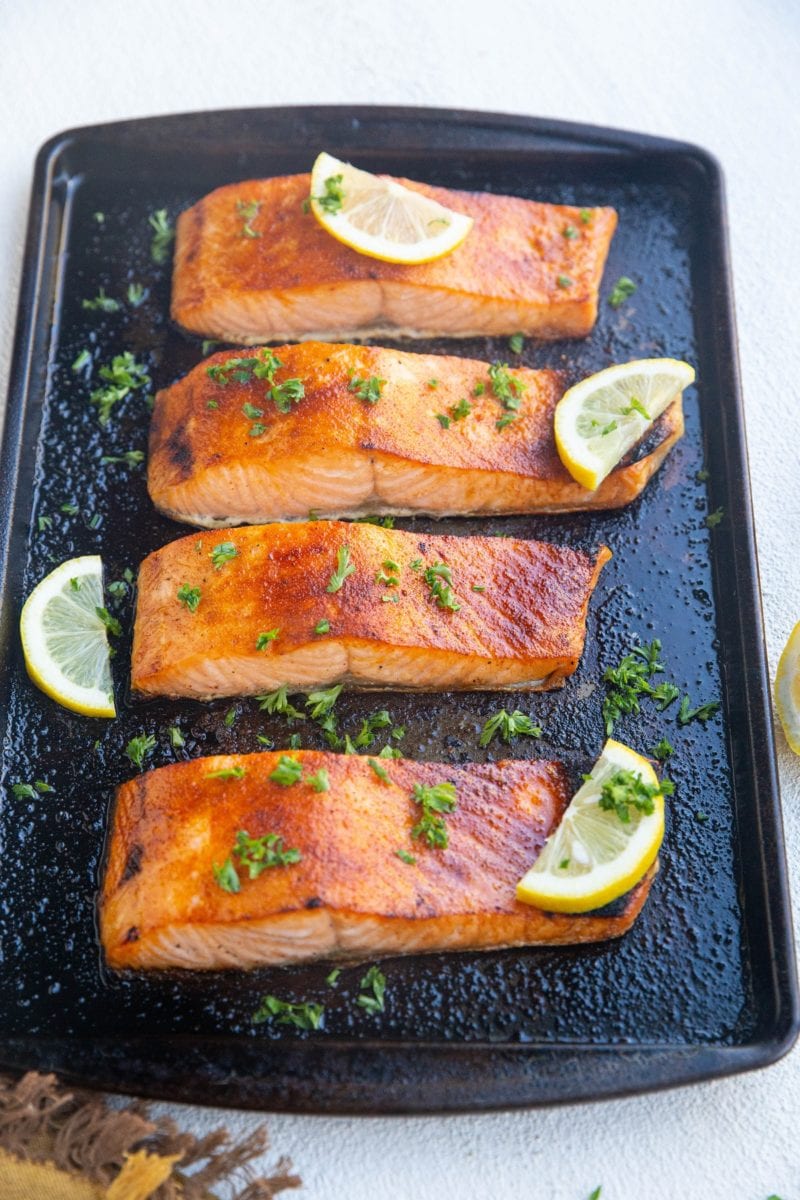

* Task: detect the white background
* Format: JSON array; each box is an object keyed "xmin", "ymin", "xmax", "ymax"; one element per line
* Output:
[{"xmin": 1, "ymin": 1, "xmax": 799, "ymax": 1196}]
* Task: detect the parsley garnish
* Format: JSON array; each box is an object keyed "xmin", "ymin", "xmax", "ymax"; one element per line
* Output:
[
  {"xmin": 269, "ymin": 755, "xmax": 303, "ymax": 786},
  {"xmin": 326, "ymin": 968, "xmax": 341, "ymax": 986},
  {"xmin": 236, "ymin": 199, "xmax": 261, "ymax": 238},
  {"xmin": 169, "ymin": 726, "xmax": 185, "ymax": 749},
  {"xmin": 357, "ymin": 965, "xmax": 386, "ymax": 1014},
  {"xmin": 450, "ymin": 397, "xmax": 472, "ymax": 421},
  {"xmin": 479, "ymin": 709, "xmax": 542, "ymax": 748},
  {"xmin": 206, "ymin": 764, "xmax": 246, "ymax": 780},
  {"xmin": 314, "ymin": 619, "xmax": 330, "ymax": 635},
  {"xmin": 256, "ymin": 686, "xmax": 306, "ymax": 720},
  {"xmin": 82, "ymin": 287, "xmax": 120, "ymax": 313},
  {"xmin": 224, "ymin": 706, "xmax": 237, "ymax": 728},
  {"xmin": 423, "ymin": 562, "xmax": 460, "ymax": 612},
  {"xmin": 579, "ymin": 208, "xmax": 592, "ymax": 224},
  {"xmin": 306, "ymin": 769, "xmax": 330, "ymax": 792},
  {"xmin": 89, "ymin": 352, "xmax": 150, "ymax": 425},
  {"xmin": 71, "ymin": 349, "xmax": 91, "ymax": 372},
  {"xmin": 100, "ymin": 450, "xmax": 145, "ymax": 468},
  {"xmin": 472, "ymin": 381, "xmax": 486, "ymax": 396},
  {"xmin": 212, "ymin": 859, "xmax": 240, "ymax": 893},
  {"xmin": 271, "ymin": 378, "xmax": 305, "ymax": 413},
  {"xmin": 209, "ymin": 541, "xmax": 238, "ymax": 570},
  {"xmin": 368, "ymin": 758, "xmax": 390, "ymax": 782},
  {"xmin": 201, "ymin": 339, "xmax": 218, "ymax": 355},
  {"xmin": 252, "ymin": 995, "xmax": 324, "ymax": 1030},
  {"xmin": 256, "ymin": 629, "xmax": 280, "ymax": 650},
  {"xmin": 313, "ymin": 173, "xmax": 345, "ymax": 214},
  {"xmin": 602, "ymin": 639, "xmax": 675, "ymax": 734},
  {"xmin": 207, "ymin": 354, "xmax": 262, "ymax": 385},
  {"xmin": 125, "ymin": 734, "xmax": 156, "ymax": 770},
  {"xmin": 621, "ymin": 396, "xmax": 650, "ymax": 420},
  {"xmin": 326, "ymin": 545, "xmax": 355, "ymax": 593},
  {"xmin": 598, "ymin": 769, "xmax": 672, "ymax": 823},
  {"xmin": 242, "ymin": 402, "xmax": 264, "ymax": 419},
  {"xmin": 563, "ymin": 225, "xmax": 577, "ymax": 239},
  {"xmin": 354, "ymin": 514, "xmax": 395, "ymax": 528},
  {"xmin": 354, "ymin": 710, "xmax": 392, "ymax": 749},
  {"xmin": 435, "ymin": 413, "xmax": 450, "ymax": 429},
  {"xmin": 678, "ymin": 696, "xmax": 721, "ymax": 726},
  {"xmin": 411, "ymin": 780, "xmax": 457, "ymax": 849},
  {"xmin": 177, "ymin": 584, "xmax": 201, "ymax": 612},
  {"xmin": 488, "ymin": 361, "xmax": 526, "ymax": 430},
  {"xmin": 11, "ymin": 781, "xmax": 53, "ymax": 799},
  {"xmin": 609, "ymin": 276, "xmax": 637, "ymax": 308},
  {"xmin": 556, "ymin": 274, "xmax": 573, "ymax": 289},
  {"xmin": 107, "ymin": 580, "xmax": 128, "ymax": 599},
  {"xmin": 600, "ymin": 420, "xmax": 618, "ymax": 436},
  {"xmin": 289, "ymin": 733, "xmax": 302, "ymax": 749},
  {"xmin": 706, "ymin": 507, "xmax": 724, "ymax": 528},
  {"xmin": 376, "ymin": 558, "xmax": 401, "ymax": 587},
  {"xmin": 428, "ymin": 378, "xmax": 439, "ymax": 389},
  {"xmin": 509, "ymin": 333, "xmax": 525, "ymax": 353},
  {"xmin": 223, "ymin": 830, "xmax": 301, "ymax": 888},
  {"xmin": 306, "ymin": 685, "xmax": 343, "ymax": 720},
  {"xmin": 348, "ymin": 375, "xmax": 385, "ymax": 404},
  {"xmin": 37, "ymin": 515, "xmax": 52, "ymax": 532},
  {"xmin": 651, "ymin": 737, "xmax": 674, "ymax": 760},
  {"xmin": 127, "ymin": 282, "xmax": 147, "ymax": 307},
  {"xmin": 95, "ymin": 606, "xmax": 121, "ymax": 636},
  {"xmin": 396, "ymin": 848, "xmax": 416, "ymax": 864},
  {"xmin": 148, "ymin": 209, "xmax": 174, "ymax": 264}
]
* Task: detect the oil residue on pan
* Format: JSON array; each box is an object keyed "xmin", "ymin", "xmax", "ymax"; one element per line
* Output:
[{"xmin": 0, "ymin": 144, "xmax": 754, "ymax": 1066}]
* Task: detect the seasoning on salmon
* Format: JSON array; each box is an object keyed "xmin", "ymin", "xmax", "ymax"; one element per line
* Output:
[
  {"xmin": 148, "ymin": 343, "xmax": 684, "ymax": 527},
  {"xmin": 130, "ymin": 522, "xmax": 610, "ymax": 699},
  {"xmin": 100, "ymin": 752, "xmax": 655, "ymax": 971},
  {"xmin": 171, "ymin": 174, "xmax": 617, "ymax": 343}
]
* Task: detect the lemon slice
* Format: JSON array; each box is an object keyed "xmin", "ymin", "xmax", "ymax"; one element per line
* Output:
[
  {"xmin": 554, "ymin": 358, "xmax": 695, "ymax": 491},
  {"xmin": 516, "ymin": 738, "xmax": 665, "ymax": 913},
  {"xmin": 309, "ymin": 151, "xmax": 473, "ymax": 265},
  {"xmin": 20, "ymin": 555, "xmax": 117, "ymax": 718},
  {"xmin": 775, "ymin": 620, "xmax": 800, "ymax": 754}
]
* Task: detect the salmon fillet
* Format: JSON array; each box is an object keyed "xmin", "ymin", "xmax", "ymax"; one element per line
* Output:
[
  {"xmin": 148, "ymin": 343, "xmax": 684, "ymax": 527},
  {"xmin": 171, "ymin": 174, "xmax": 617, "ymax": 343},
  {"xmin": 100, "ymin": 752, "xmax": 655, "ymax": 970},
  {"xmin": 131, "ymin": 522, "xmax": 610, "ymax": 699}
]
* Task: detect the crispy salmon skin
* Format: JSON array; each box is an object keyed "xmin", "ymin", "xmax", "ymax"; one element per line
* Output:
[
  {"xmin": 100, "ymin": 752, "xmax": 654, "ymax": 971},
  {"xmin": 148, "ymin": 343, "xmax": 684, "ymax": 527},
  {"xmin": 172, "ymin": 173, "xmax": 617, "ymax": 343},
  {"xmin": 131, "ymin": 522, "xmax": 610, "ymax": 699}
]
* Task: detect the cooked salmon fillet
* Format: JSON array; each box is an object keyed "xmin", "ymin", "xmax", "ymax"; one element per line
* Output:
[
  {"xmin": 171, "ymin": 174, "xmax": 617, "ymax": 343},
  {"xmin": 131, "ymin": 522, "xmax": 610, "ymax": 699},
  {"xmin": 149, "ymin": 343, "xmax": 684, "ymax": 527},
  {"xmin": 100, "ymin": 752, "xmax": 655, "ymax": 970}
]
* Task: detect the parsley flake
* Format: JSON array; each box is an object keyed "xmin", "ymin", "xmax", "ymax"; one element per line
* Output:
[
  {"xmin": 177, "ymin": 584, "xmax": 201, "ymax": 612},
  {"xmin": 411, "ymin": 780, "xmax": 457, "ymax": 849},
  {"xmin": 609, "ymin": 276, "xmax": 637, "ymax": 308},
  {"xmin": 269, "ymin": 755, "xmax": 304, "ymax": 786},
  {"xmin": 253, "ymin": 995, "xmax": 324, "ymax": 1030},
  {"xmin": 148, "ymin": 209, "xmax": 174, "ymax": 264},
  {"xmin": 236, "ymin": 199, "xmax": 261, "ymax": 238},
  {"xmin": 206, "ymin": 764, "xmax": 245, "ymax": 780},
  {"xmin": 678, "ymin": 696, "xmax": 720, "ymax": 726},
  {"xmin": 313, "ymin": 174, "xmax": 344, "ymax": 214},
  {"xmin": 479, "ymin": 709, "xmax": 542, "ymax": 748},
  {"xmin": 82, "ymin": 287, "xmax": 120, "ymax": 313},
  {"xmin": 357, "ymin": 965, "xmax": 386, "ymax": 1015},
  {"xmin": 209, "ymin": 541, "xmax": 238, "ymax": 570},
  {"xmin": 326, "ymin": 545, "xmax": 355, "ymax": 593},
  {"xmin": 314, "ymin": 619, "xmax": 330, "ymax": 635},
  {"xmin": 423, "ymin": 562, "xmax": 460, "ymax": 612},
  {"xmin": 508, "ymin": 333, "xmax": 525, "ymax": 354},
  {"xmin": 125, "ymin": 734, "xmax": 156, "ymax": 771},
  {"xmin": 256, "ymin": 629, "xmax": 280, "ymax": 650},
  {"xmin": 348, "ymin": 375, "xmax": 385, "ymax": 404}
]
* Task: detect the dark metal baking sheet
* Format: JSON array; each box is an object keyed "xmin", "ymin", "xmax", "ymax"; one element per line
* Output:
[{"xmin": 0, "ymin": 105, "xmax": 796, "ymax": 1113}]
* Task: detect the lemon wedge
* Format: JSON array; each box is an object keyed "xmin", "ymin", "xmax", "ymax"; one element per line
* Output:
[
  {"xmin": 308, "ymin": 151, "xmax": 473, "ymax": 265},
  {"xmin": 516, "ymin": 739, "xmax": 666, "ymax": 913},
  {"xmin": 20, "ymin": 555, "xmax": 117, "ymax": 718},
  {"xmin": 775, "ymin": 620, "xmax": 800, "ymax": 754},
  {"xmin": 554, "ymin": 358, "xmax": 695, "ymax": 491}
]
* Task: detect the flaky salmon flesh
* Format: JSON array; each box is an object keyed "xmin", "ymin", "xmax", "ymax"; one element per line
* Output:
[
  {"xmin": 171, "ymin": 174, "xmax": 617, "ymax": 343},
  {"xmin": 131, "ymin": 522, "xmax": 609, "ymax": 699},
  {"xmin": 100, "ymin": 752, "xmax": 655, "ymax": 970},
  {"xmin": 148, "ymin": 343, "xmax": 684, "ymax": 527}
]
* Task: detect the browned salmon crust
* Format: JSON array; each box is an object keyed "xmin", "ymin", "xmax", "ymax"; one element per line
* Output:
[
  {"xmin": 130, "ymin": 522, "xmax": 610, "ymax": 699},
  {"xmin": 171, "ymin": 174, "xmax": 617, "ymax": 343},
  {"xmin": 148, "ymin": 343, "xmax": 684, "ymax": 527},
  {"xmin": 100, "ymin": 751, "xmax": 655, "ymax": 970}
]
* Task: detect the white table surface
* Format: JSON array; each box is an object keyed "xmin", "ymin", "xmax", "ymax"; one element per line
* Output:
[{"xmin": 2, "ymin": 1, "xmax": 799, "ymax": 1196}]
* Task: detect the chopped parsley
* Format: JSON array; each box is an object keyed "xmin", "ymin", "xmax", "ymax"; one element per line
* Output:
[
  {"xmin": 579, "ymin": 208, "xmax": 592, "ymax": 224},
  {"xmin": 609, "ymin": 276, "xmax": 637, "ymax": 308},
  {"xmin": 230, "ymin": 830, "xmax": 300, "ymax": 882},
  {"xmin": 100, "ymin": 450, "xmax": 145, "ymax": 468},
  {"xmin": 488, "ymin": 361, "xmax": 526, "ymax": 430},
  {"xmin": 706, "ymin": 507, "xmax": 724, "ymax": 528},
  {"xmin": 224, "ymin": 707, "xmax": 237, "ymax": 728},
  {"xmin": 450, "ymin": 397, "xmax": 472, "ymax": 421},
  {"xmin": 348, "ymin": 374, "xmax": 385, "ymax": 404},
  {"xmin": 357, "ymin": 965, "xmax": 386, "ymax": 1014},
  {"xmin": 89, "ymin": 352, "xmax": 150, "ymax": 425},
  {"xmin": 306, "ymin": 685, "xmax": 344, "ymax": 720},
  {"xmin": 236, "ymin": 199, "xmax": 261, "ymax": 238},
  {"xmin": 177, "ymin": 584, "xmax": 201, "ymax": 612},
  {"xmin": 256, "ymin": 686, "xmax": 306, "ymax": 720},
  {"xmin": 125, "ymin": 734, "xmax": 156, "ymax": 771},
  {"xmin": 209, "ymin": 541, "xmax": 238, "ymax": 570},
  {"xmin": 479, "ymin": 709, "xmax": 542, "ymax": 748},
  {"xmin": 598, "ymin": 769, "xmax": 673, "ymax": 823},
  {"xmin": 212, "ymin": 858, "xmax": 240, "ymax": 893},
  {"xmin": 169, "ymin": 726, "xmax": 185, "ymax": 749},
  {"xmin": 326, "ymin": 545, "xmax": 355, "ymax": 593},
  {"xmin": 148, "ymin": 209, "xmax": 174, "ymax": 264},
  {"xmin": 249, "ymin": 422, "xmax": 267, "ymax": 437},
  {"xmin": 252, "ymin": 995, "xmax": 324, "ymax": 1030},
  {"xmin": 368, "ymin": 758, "xmax": 391, "ymax": 783},
  {"xmin": 556, "ymin": 274, "xmax": 573, "ymax": 289},
  {"xmin": 428, "ymin": 378, "xmax": 439, "ymax": 389},
  {"xmin": 508, "ymin": 333, "xmax": 525, "ymax": 354},
  {"xmin": 271, "ymin": 377, "xmax": 305, "ymax": 413},
  {"xmin": 11, "ymin": 781, "xmax": 53, "ymax": 799},
  {"xmin": 288, "ymin": 733, "xmax": 302, "ymax": 749},
  {"xmin": 313, "ymin": 173, "xmax": 344, "ymax": 214},
  {"xmin": 71, "ymin": 348, "xmax": 91, "ymax": 372},
  {"xmin": 376, "ymin": 558, "xmax": 401, "ymax": 587},
  {"xmin": 354, "ymin": 710, "xmax": 392, "ymax": 750},
  {"xmin": 256, "ymin": 629, "xmax": 280, "ymax": 650},
  {"xmin": 423, "ymin": 562, "xmax": 460, "ymax": 612},
  {"xmin": 677, "ymin": 696, "xmax": 721, "ymax": 726},
  {"xmin": 37, "ymin": 515, "xmax": 52, "ymax": 532},
  {"xmin": 95, "ymin": 606, "xmax": 121, "ymax": 636},
  {"xmin": 472, "ymin": 381, "xmax": 486, "ymax": 396},
  {"xmin": 126, "ymin": 282, "xmax": 148, "ymax": 307},
  {"xmin": 326, "ymin": 968, "xmax": 341, "ymax": 987},
  {"xmin": 207, "ymin": 354, "xmax": 262, "ymax": 385},
  {"xmin": 435, "ymin": 413, "xmax": 451, "ymax": 429},
  {"xmin": 354, "ymin": 514, "xmax": 395, "ymax": 528},
  {"xmin": 600, "ymin": 420, "xmax": 618, "ymax": 436},
  {"xmin": 242, "ymin": 402, "xmax": 264, "ymax": 419},
  {"xmin": 82, "ymin": 287, "xmax": 120, "ymax": 313},
  {"xmin": 621, "ymin": 396, "xmax": 650, "ymax": 420},
  {"xmin": 305, "ymin": 769, "xmax": 330, "ymax": 792},
  {"xmin": 314, "ymin": 619, "xmax": 330, "ymax": 635},
  {"xmin": 562, "ymin": 225, "xmax": 577, "ymax": 239},
  {"xmin": 651, "ymin": 737, "xmax": 674, "ymax": 760},
  {"xmin": 411, "ymin": 780, "xmax": 457, "ymax": 849},
  {"xmin": 396, "ymin": 848, "xmax": 416, "ymax": 864},
  {"xmin": 205, "ymin": 764, "xmax": 245, "ymax": 780},
  {"xmin": 269, "ymin": 755, "xmax": 304, "ymax": 786},
  {"xmin": 602, "ymin": 639, "xmax": 677, "ymax": 735},
  {"xmin": 201, "ymin": 339, "xmax": 218, "ymax": 356}
]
